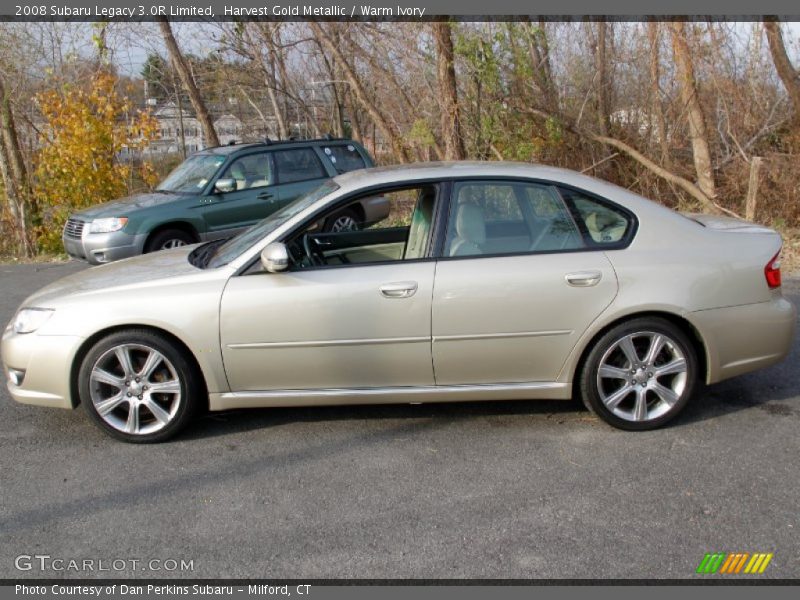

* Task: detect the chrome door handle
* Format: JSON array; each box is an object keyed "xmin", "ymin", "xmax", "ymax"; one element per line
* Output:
[
  {"xmin": 380, "ymin": 281, "xmax": 418, "ymax": 298},
  {"xmin": 257, "ymin": 192, "xmax": 275, "ymax": 200},
  {"xmin": 565, "ymin": 271, "xmax": 602, "ymax": 287}
]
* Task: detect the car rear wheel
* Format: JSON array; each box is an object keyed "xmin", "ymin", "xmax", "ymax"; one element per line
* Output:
[
  {"xmin": 78, "ymin": 330, "xmax": 200, "ymax": 443},
  {"xmin": 144, "ymin": 229, "xmax": 195, "ymax": 253},
  {"xmin": 579, "ymin": 317, "xmax": 697, "ymax": 430},
  {"xmin": 323, "ymin": 208, "xmax": 360, "ymax": 233}
]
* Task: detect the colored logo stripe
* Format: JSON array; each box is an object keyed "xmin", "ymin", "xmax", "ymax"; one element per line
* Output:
[{"xmin": 697, "ymin": 552, "xmax": 773, "ymax": 574}]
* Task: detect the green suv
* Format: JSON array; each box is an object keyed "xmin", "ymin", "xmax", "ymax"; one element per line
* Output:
[{"xmin": 62, "ymin": 137, "xmax": 384, "ymax": 264}]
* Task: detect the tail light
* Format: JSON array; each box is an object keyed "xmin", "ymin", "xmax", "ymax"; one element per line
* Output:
[{"xmin": 765, "ymin": 251, "xmax": 782, "ymax": 289}]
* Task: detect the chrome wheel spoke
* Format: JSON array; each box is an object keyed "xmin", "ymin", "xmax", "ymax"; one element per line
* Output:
[
  {"xmin": 655, "ymin": 358, "xmax": 687, "ymax": 378},
  {"xmin": 91, "ymin": 368, "xmax": 125, "ymax": 389},
  {"xmin": 149, "ymin": 379, "xmax": 180, "ymax": 395},
  {"xmin": 144, "ymin": 399, "xmax": 171, "ymax": 425},
  {"xmin": 603, "ymin": 384, "xmax": 633, "ymax": 409},
  {"xmin": 95, "ymin": 392, "xmax": 126, "ymax": 416},
  {"xmin": 652, "ymin": 382, "xmax": 679, "ymax": 406},
  {"xmin": 115, "ymin": 347, "xmax": 135, "ymax": 378},
  {"xmin": 618, "ymin": 336, "xmax": 640, "ymax": 366},
  {"xmin": 599, "ymin": 364, "xmax": 630, "ymax": 380},
  {"xmin": 633, "ymin": 388, "xmax": 648, "ymax": 421},
  {"xmin": 644, "ymin": 334, "xmax": 665, "ymax": 366},
  {"xmin": 139, "ymin": 350, "xmax": 164, "ymax": 380},
  {"xmin": 125, "ymin": 400, "xmax": 140, "ymax": 434}
]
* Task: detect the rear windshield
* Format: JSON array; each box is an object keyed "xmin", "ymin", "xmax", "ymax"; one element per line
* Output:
[{"xmin": 322, "ymin": 144, "xmax": 367, "ymax": 173}]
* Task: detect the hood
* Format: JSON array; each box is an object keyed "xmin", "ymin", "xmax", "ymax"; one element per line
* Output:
[
  {"xmin": 24, "ymin": 246, "xmax": 202, "ymax": 307},
  {"xmin": 681, "ymin": 212, "xmax": 776, "ymax": 234},
  {"xmin": 72, "ymin": 191, "xmax": 183, "ymax": 219}
]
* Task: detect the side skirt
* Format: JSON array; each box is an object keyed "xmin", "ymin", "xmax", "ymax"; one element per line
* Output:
[{"xmin": 209, "ymin": 382, "xmax": 572, "ymax": 411}]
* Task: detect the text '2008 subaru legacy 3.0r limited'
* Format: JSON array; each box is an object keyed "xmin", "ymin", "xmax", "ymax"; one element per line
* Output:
[{"xmin": 4, "ymin": 162, "xmax": 796, "ymax": 442}]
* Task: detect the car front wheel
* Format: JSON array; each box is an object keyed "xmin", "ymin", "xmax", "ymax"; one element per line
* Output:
[
  {"xmin": 78, "ymin": 329, "xmax": 200, "ymax": 443},
  {"xmin": 579, "ymin": 317, "xmax": 697, "ymax": 430}
]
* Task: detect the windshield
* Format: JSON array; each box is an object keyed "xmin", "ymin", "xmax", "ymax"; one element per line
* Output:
[
  {"xmin": 157, "ymin": 154, "xmax": 227, "ymax": 193},
  {"xmin": 206, "ymin": 180, "xmax": 340, "ymax": 268}
]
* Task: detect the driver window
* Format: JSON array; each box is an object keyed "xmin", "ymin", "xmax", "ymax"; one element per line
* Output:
[
  {"xmin": 219, "ymin": 153, "xmax": 273, "ymax": 191},
  {"xmin": 285, "ymin": 185, "xmax": 438, "ymax": 269}
]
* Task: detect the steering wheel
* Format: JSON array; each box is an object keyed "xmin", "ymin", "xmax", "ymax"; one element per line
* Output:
[{"xmin": 302, "ymin": 234, "xmax": 324, "ymax": 267}]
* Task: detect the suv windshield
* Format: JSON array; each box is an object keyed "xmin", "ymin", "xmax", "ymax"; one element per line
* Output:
[
  {"xmin": 157, "ymin": 154, "xmax": 226, "ymax": 193},
  {"xmin": 206, "ymin": 180, "xmax": 340, "ymax": 268}
]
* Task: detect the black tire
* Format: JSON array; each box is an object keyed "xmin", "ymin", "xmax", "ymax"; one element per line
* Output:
[
  {"xmin": 323, "ymin": 208, "xmax": 361, "ymax": 233},
  {"xmin": 144, "ymin": 229, "xmax": 195, "ymax": 253},
  {"xmin": 579, "ymin": 317, "xmax": 698, "ymax": 431},
  {"xmin": 78, "ymin": 329, "xmax": 202, "ymax": 443}
]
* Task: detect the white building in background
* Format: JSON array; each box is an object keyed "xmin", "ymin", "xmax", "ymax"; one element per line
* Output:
[{"xmin": 214, "ymin": 114, "xmax": 244, "ymax": 146}]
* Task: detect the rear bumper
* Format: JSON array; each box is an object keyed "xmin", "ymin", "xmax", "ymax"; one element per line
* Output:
[
  {"xmin": 690, "ymin": 294, "xmax": 796, "ymax": 384},
  {"xmin": 62, "ymin": 223, "xmax": 147, "ymax": 265}
]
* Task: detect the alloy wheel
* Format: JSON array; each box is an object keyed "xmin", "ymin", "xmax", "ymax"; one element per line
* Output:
[
  {"xmin": 160, "ymin": 239, "xmax": 187, "ymax": 249},
  {"xmin": 88, "ymin": 343, "xmax": 182, "ymax": 435},
  {"xmin": 595, "ymin": 331, "xmax": 688, "ymax": 423}
]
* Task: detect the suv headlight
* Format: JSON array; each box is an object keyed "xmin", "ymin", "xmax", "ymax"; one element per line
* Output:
[
  {"xmin": 11, "ymin": 308, "xmax": 54, "ymax": 334},
  {"xmin": 89, "ymin": 217, "xmax": 128, "ymax": 233}
]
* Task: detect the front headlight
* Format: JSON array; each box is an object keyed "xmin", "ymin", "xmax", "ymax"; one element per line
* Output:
[
  {"xmin": 89, "ymin": 217, "xmax": 128, "ymax": 233},
  {"xmin": 11, "ymin": 308, "xmax": 54, "ymax": 334}
]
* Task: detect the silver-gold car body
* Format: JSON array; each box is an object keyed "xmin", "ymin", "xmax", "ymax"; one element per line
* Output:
[{"xmin": 2, "ymin": 162, "xmax": 795, "ymax": 442}]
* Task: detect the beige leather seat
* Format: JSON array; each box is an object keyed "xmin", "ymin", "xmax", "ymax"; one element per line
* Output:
[
  {"xmin": 405, "ymin": 189, "xmax": 436, "ymax": 259},
  {"xmin": 449, "ymin": 203, "xmax": 486, "ymax": 256}
]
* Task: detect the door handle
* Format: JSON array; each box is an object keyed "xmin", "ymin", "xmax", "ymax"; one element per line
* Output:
[
  {"xmin": 257, "ymin": 192, "xmax": 274, "ymax": 200},
  {"xmin": 379, "ymin": 281, "xmax": 418, "ymax": 298},
  {"xmin": 565, "ymin": 271, "xmax": 602, "ymax": 287}
]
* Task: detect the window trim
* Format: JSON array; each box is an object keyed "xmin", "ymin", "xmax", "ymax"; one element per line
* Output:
[{"xmin": 437, "ymin": 176, "xmax": 638, "ymax": 262}]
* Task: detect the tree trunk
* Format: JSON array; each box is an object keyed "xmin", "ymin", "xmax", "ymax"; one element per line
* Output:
[
  {"xmin": 647, "ymin": 20, "xmax": 671, "ymax": 164},
  {"xmin": 522, "ymin": 18, "xmax": 558, "ymax": 111},
  {"xmin": 434, "ymin": 21, "xmax": 466, "ymax": 160},
  {"xmin": 764, "ymin": 20, "xmax": 800, "ymax": 126},
  {"xmin": 593, "ymin": 22, "xmax": 611, "ymax": 135},
  {"xmin": 670, "ymin": 22, "xmax": 716, "ymax": 199},
  {"xmin": 309, "ymin": 22, "xmax": 412, "ymax": 163},
  {"xmin": 158, "ymin": 19, "xmax": 220, "ymax": 148},
  {"xmin": 250, "ymin": 23, "xmax": 290, "ymax": 139}
]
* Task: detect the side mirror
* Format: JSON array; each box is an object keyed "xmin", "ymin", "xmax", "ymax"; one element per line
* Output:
[
  {"xmin": 214, "ymin": 178, "xmax": 237, "ymax": 194},
  {"xmin": 260, "ymin": 242, "xmax": 289, "ymax": 273}
]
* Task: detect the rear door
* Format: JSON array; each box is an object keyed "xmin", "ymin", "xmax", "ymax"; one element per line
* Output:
[
  {"xmin": 201, "ymin": 151, "xmax": 278, "ymax": 237},
  {"xmin": 431, "ymin": 180, "xmax": 623, "ymax": 385},
  {"xmin": 273, "ymin": 148, "xmax": 332, "ymax": 208}
]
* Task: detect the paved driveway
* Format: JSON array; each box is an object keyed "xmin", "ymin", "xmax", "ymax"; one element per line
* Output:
[{"xmin": 1, "ymin": 261, "xmax": 798, "ymax": 579}]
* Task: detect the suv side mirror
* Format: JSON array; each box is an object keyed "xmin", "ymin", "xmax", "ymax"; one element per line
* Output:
[
  {"xmin": 260, "ymin": 242, "xmax": 289, "ymax": 273},
  {"xmin": 214, "ymin": 178, "xmax": 237, "ymax": 194}
]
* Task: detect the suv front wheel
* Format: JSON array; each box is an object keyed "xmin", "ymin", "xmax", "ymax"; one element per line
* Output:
[{"xmin": 145, "ymin": 229, "xmax": 195, "ymax": 253}]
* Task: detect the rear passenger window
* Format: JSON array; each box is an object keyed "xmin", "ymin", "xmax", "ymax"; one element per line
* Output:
[
  {"xmin": 323, "ymin": 144, "xmax": 367, "ymax": 173},
  {"xmin": 273, "ymin": 149, "xmax": 326, "ymax": 184},
  {"xmin": 445, "ymin": 181, "xmax": 583, "ymax": 257},
  {"xmin": 559, "ymin": 188, "xmax": 631, "ymax": 244}
]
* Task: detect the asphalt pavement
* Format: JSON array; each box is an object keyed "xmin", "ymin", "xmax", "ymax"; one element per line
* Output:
[{"xmin": 1, "ymin": 260, "xmax": 798, "ymax": 580}]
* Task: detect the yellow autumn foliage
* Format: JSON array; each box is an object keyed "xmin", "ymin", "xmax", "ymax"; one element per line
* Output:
[{"xmin": 34, "ymin": 72, "xmax": 159, "ymax": 252}]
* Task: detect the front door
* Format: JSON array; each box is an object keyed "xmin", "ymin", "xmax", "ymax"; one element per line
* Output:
[
  {"xmin": 202, "ymin": 151, "xmax": 277, "ymax": 236},
  {"xmin": 219, "ymin": 183, "xmax": 442, "ymax": 392}
]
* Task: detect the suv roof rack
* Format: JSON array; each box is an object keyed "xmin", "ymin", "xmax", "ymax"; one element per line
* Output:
[{"xmin": 204, "ymin": 135, "xmax": 351, "ymax": 152}]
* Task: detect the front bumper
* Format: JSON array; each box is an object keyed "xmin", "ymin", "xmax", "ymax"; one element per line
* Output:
[
  {"xmin": 62, "ymin": 221, "xmax": 147, "ymax": 265},
  {"xmin": 691, "ymin": 293, "xmax": 797, "ymax": 384},
  {"xmin": 2, "ymin": 327, "xmax": 84, "ymax": 409}
]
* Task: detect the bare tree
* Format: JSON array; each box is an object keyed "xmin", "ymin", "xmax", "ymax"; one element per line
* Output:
[
  {"xmin": 764, "ymin": 20, "xmax": 800, "ymax": 126},
  {"xmin": 310, "ymin": 22, "xmax": 412, "ymax": 162},
  {"xmin": 434, "ymin": 21, "xmax": 465, "ymax": 160},
  {"xmin": 158, "ymin": 19, "xmax": 220, "ymax": 147},
  {"xmin": 670, "ymin": 22, "xmax": 716, "ymax": 199}
]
